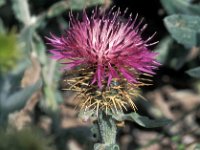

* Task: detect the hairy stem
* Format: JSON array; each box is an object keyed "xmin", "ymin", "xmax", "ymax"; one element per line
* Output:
[{"xmin": 92, "ymin": 111, "xmax": 119, "ymax": 150}]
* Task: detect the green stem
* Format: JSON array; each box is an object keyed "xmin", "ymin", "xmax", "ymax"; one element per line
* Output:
[{"xmin": 92, "ymin": 111, "xmax": 119, "ymax": 150}]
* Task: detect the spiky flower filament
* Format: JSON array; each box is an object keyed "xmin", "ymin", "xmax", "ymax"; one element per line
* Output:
[
  {"xmin": 63, "ymin": 68, "xmax": 151, "ymax": 114},
  {"xmin": 47, "ymin": 7, "xmax": 160, "ymax": 89}
]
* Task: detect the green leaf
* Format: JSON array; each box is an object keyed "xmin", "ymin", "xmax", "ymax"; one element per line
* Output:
[
  {"xmin": 167, "ymin": 42, "xmax": 189, "ymax": 70},
  {"xmin": 46, "ymin": 0, "xmax": 105, "ymax": 18},
  {"xmin": 54, "ymin": 91, "xmax": 63, "ymax": 104},
  {"xmin": 186, "ymin": 67, "xmax": 200, "ymax": 78},
  {"xmin": 2, "ymin": 79, "xmax": 42, "ymax": 114},
  {"xmin": 42, "ymin": 85, "xmax": 58, "ymax": 111},
  {"xmin": 164, "ymin": 14, "xmax": 200, "ymax": 48},
  {"xmin": 19, "ymin": 25, "xmax": 35, "ymax": 53},
  {"xmin": 171, "ymin": 135, "xmax": 181, "ymax": 143},
  {"xmin": 47, "ymin": 1, "xmax": 69, "ymax": 18},
  {"xmin": 155, "ymin": 36, "xmax": 173, "ymax": 64},
  {"xmin": 57, "ymin": 16, "xmax": 69, "ymax": 30},
  {"xmin": 69, "ymin": 0, "xmax": 104, "ymax": 10},
  {"xmin": 0, "ymin": 127, "xmax": 54, "ymax": 150},
  {"xmin": 33, "ymin": 33, "xmax": 46, "ymax": 65},
  {"xmin": 0, "ymin": 19, "xmax": 5, "ymax": 34},
  {"xmin": 0, "ymin": 0, "xmax": 5, "ymax": 7},
  {"xmin": 155, "ymin": 37, "xmax": 189, "ymax": 70},
  {"xmin": 160, "ymin": 0, "xmax": 200, "ymax": 15},
  {"xmin": 0, "ymin": 76, "xmax": 12, "ymax": 102},
  {"xmin": 112, "ymin": 112, "xmax": 171, "ymax": 128},
  {"xmin": 0, "ymin": 31, "xmax": 20, "ymax": 73},
  {"xmin": 0, "ymin": 61, "xmax": 29, "ymax": 100},
  {"xmin": 160, "ymin": 0, "xmax": 177, "ymax": 14},
  {"xmin": 11, "ymin": 0, "xmax": 31, "ymax": 25},
  {"xmin": 195, "ymin": 144, "xmax": 200, "ymax": 150},
  {"xmin": 0, "ymin": 71, "xmax": 24, "ymax": 99}
]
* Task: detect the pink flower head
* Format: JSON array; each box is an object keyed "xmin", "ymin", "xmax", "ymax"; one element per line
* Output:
[{"xmin": 47, "ymin": 7, "xmax": 160, "ymax": 88}]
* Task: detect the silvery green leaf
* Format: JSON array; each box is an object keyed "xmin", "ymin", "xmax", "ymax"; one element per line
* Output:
[
  {"xmin": 2, "ymin": 79, "xmax": 42, "ymax": 114},
  {"xmin": 0, "ymin": 19, "xmax": 5, "ymax": 34},
  {"xmin": 112, "ymin": 112, "xmax": 171, "ymax": 128},
  {"xmin": 47, "ymin": 1, "xmax": 69, "ymax": 18},
  {"xmin": 155, "ymin": 37, "xmax": 189, "ymax": 70},
  {"xmin": 164, "ymin": 15, "xmax": 200, "ymax": 48},
  {"xmin": 0, "ymin": 64, "xmax": 26, "ymax": 100},
  {"xmin": 19, "ymin": 25, "xmax": 35, "ymax": 53},
  {"xmin": 55, "ymin": 91, "xmax": 63, "ymax": 103},
  {"xmin": 43, "ymin": 85, "xmax": 58, "ymax": 111},
  {"xmin": 161, "ymin": 0, "xmax": 200, "ymax": 15},
  {"xmin": 0, "ymin": 76, "xmax": 11, "ymax": 101},
  {"xmin": 186, "ymin": 67, "xmax": 200, "ymax": 78},
  {"xmin": 168, "ymin": 43, "xmax": 189, "ymax": 70},
  {"xmin": 0, "ymin": 0, "xmax": 5, "ymax": 7},
  {"xmin": 57, "ymin": 16, "xmax": 69, "ymax": 30},
  {"xmin": 33, "ymin": 33, "xmax": 46, "ymax": 65},
  {"xmin": 69, "ymin": 0, "xmax": 104, "ymax": 10},
  {"xmin": 11, "ymin": 0, "xmax": 31, "ymax": 25},
  {"xmin": 46, "ymin": 0, "xmax": 105, "ymax": 18},
  {"xmin": 176, "ymin": 0, "xmax": 200, "ymax": 15},
  {"xmin": 195, "ymin": 144, "xmax": 200, "ymax": 150},
  {"xmin": 155, "ymin": 36, "xmax": 173, "ymax": 64},
  {"xmin": 160, "ymin": 0, "xmax": 177, "ymax": 14}
]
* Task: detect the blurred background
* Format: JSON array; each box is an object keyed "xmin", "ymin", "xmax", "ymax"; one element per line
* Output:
[{"xmin": 0, "ymin": 0, "xmax": 200, "ymax": 150}]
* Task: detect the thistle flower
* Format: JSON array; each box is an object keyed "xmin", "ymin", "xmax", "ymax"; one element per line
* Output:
[{"xmin": 47, "ymin": 7, "xmax": 159, "ymax": 114}]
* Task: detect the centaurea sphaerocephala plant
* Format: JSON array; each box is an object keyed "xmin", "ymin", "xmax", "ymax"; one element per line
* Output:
[{"xmin": 47, "ymin": 7, "xmax": 162, "ymax": 149}]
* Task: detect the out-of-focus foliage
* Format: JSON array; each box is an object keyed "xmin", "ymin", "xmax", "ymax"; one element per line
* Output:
[
  {"xmin": 155, "ymin": 37, "xmax": 190, "ymax": 70},
  {"xmin": 0, "ymin": 31, "xmax": 20, "ymax": 73},
  {"xmin": 46, "ymin": 0, "xmax": 104, "ymax": 18},
  {"xmin": 68, "ymin": 0, "xmax": 104, "ymax": 10},
  {"xmin": 0, "ymin": 127, "xmax": 53, "ymax": 150},
  {"xmin": 0, "ymin": 77, "xmax": 42, "ymax": 125},
  {"xmin": 12, "ymin": 0, "xmax": 31, "ymax": 26},
  {"xmin": 0, "ymin": 0, "xmax": 109, "ymax": 149},
  {"xmin": 159, "ymin": 0, "xmax": 200, "ymax": 75},
  {"xmin": 186, "ymin": 67, "xmax": 200, "ymax": 78},
  {"xmin": 0, "ymin": 0, "xmax": 5, "ymax": 7},
  {"xmin": 160, "ymin": 0, "xmax": 200, "ymax": 15},
  {"xmin": 111, "ymin": 112, "xmax": 171, "ymax": 128},
  {"xmin": 164, "ymin": 14, "xmax": 200, "ymax": 48}
]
